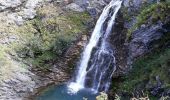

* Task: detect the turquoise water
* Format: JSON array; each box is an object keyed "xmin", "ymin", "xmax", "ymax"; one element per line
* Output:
[{"xmin": 36, "ymin": 84, "xmax": 98, "ymax": 100}]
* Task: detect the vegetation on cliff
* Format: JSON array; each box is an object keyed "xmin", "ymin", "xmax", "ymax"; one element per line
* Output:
[
  {"xmin": 0, "ymin": 3, "xmax": 91, "ymax": 82},
  {"xmin": 14, "ymin": 5, "xmax": 91, "ymax": 70},
  {"xmin": 127, "ymin": 1, "xmax": 170, "ymax": 39},
  {"xmin": 111, "ymin": 47, "xmax": 170, "ymax": 99},
  {"xmin": 110, "ymin": 1, "xmax": 170, "ymax": 99}
]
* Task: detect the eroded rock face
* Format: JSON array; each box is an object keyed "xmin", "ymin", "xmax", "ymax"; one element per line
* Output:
[
  {"xmin": 129, "ymin": 23, "xmax": 169, "ymax": 59},
  {"xmin": 0, "ymin": 0, "xmax": 71, "ymax": 100},
  {"xmin": 0, "ymin": 0, "xmax": 22, "ymax": 10},
  {"xmin": 0, "ymin": 0, "xmax": 44, "ymax": 25},
  {"xmin": 123, "ymin": 0, "xmax": 156, "ymax": 9},
  {"xmin": 110, "ymin": 12, "xmax": 129, "ymax": 76},
  {"xmin": 72, "ymin": 0, "xmax": 112, "ymax": 15},
  {"xmin": 65, "ymin": 3, "xmax": 85, "ymax": 12},
  {"xmin": 0, "ymin": 70, "xmax": 36, "ymax": 100}
]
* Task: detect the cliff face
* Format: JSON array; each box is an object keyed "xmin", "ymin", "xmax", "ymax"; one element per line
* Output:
[
  {"xmin": 0, "ymin": 0, "xmax": 92, "ymax": 99},
  {"xmin": 0, "ymin": 0, "xmax": 169, "ymax": 99},
  {"xmin": 111, "ymin": 0, "xmax": 170, "ymax": 99},
  {"xmin": 73, "ymin": 0, "xmax": 170, "ymax": 99},
  {"xmin": 123, "ymin": 0, "xmax": 170, "ymax": 59}
]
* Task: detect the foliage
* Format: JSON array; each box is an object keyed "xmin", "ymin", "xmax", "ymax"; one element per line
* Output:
[
  {"xmin": 127, "ymin": 2, "xmax": 170, "ymax": 40},
  {"xmin": 15, "ymin": 5, "xmax": 91, "ymax": 69},
  {"xmin": 114, "ymin": 48, "xmax": 170, "ymax": 99}
]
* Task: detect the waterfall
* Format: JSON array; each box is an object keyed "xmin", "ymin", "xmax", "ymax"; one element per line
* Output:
[{"xmin": 68, "ymin": 0, "xmax": 122, "ymax": 93}]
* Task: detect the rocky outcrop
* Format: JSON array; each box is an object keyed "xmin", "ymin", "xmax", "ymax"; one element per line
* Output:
[
  {"xmin": 69, "ymin": 0, "xmax": 111, "ymax": 16},
  {"xmin": 0, "ymin": 0, "xmax": 94, "ymax": 99},
  {"xmin": 129, "ymin": 22, "xmax": 170, "ymax": 59},
  {"xmin": 110, "ymin": 11, "xmax": 129, "ymax": 76},
  {"xmin": 108, "ymin": 0, "xmax": 170, "ymax": 99},
  {"xmin": 125, "ymin": 0, "xmax": 170, "ymax": 59},
  {"xmin": 0, "ymin": 0, "xmax": 72, "ymax": 100},
  {"xmin": 0, "ymin": 67, "xmax": 36, "ymax": 100},
  {"xmin": 123, "ymin": 0, "xmax": 157, "ymax": 12},
  {"xmin": 0, "ymin": 0, "xmax": 45, "ymax": 25},
  {"xmin": 65, "ymin": 3, "xmax": 85, "ymax": 12}
]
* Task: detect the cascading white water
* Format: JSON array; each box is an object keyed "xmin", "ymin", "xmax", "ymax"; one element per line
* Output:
[{"xmin": 68, "ymin": 0, "xmax": 122, "ymax": 93}]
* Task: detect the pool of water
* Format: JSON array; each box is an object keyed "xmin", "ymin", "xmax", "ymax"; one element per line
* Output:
[{"xmin": 36, "ymin": 84, "xmax": 98, "ymax": 100}]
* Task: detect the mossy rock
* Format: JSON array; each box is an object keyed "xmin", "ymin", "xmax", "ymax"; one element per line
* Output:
[
  {"xmin": 112, "ymin": 48, "xmax": 170, "ymax": 99},
  {"xmin": 127, "ymin": 1, "xmax": 170, "ymax": 40},
  {"xmin": 13, "ymin": 3, "xmax": 91, "ymax": 69}
]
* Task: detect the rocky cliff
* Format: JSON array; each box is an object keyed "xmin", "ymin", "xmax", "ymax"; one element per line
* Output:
[
  {"xmin": 0, "ymin": 0, "xmax": 92, "ymax": 99},
  {"xmin": 0, "ymin": 0, "xmax": 169, "ymax": 100},
  {"xmin": 70, "ymin": 0, "xmax": 170, "ymax": 99},
  {"xmin": 112, "ymin": 0, "xmax": 170, "ymax": 99}
]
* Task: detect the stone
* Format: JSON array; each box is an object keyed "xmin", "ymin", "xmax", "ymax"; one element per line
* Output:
[
  {"xmin": 77, "ymin": 41, "xmax": 85, "ymax": 46},
  {"xmin": 0, "ymin": 0, "xmax": 21, "ymax": 11},
  {"xmin": 8, "ymin": 13, "xmax": 24, "ymax": 25},
  {"xmin": 129, "ymin": 23, "xmax": 169, "ymax": 59},
  {"xmin": 87, "ymin": 7, "xmax": 97, "ymax": 17},
  {"xmin": 96, "ymin": 92, "xmax": 108, "ymax": 100},
  {"xmin": 82, "ymin": 35, "xmax": 87, "ymax": 41},
  {"xmin": 22, "ymin": 8, "xmax": 36, "ymax": 19},
  {"xmin": 65, "ymin": 3, "xmax": 85, "ymax": 12},
  {"xmin": 63, "ymin": 0, "xmax": 73, "ymax": 4}
]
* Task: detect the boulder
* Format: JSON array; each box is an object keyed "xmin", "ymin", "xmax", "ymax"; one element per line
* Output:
[
  {"xmin": 87, "ymin": 7, "xmax": 97, "ymax": 17},
  {"xmin": 65, "ymin": 3, "xmax": 85, "ymax": 12},
  {"xmin": 0, "ymin": 0, "xmax": 22, "ymax": 11}
]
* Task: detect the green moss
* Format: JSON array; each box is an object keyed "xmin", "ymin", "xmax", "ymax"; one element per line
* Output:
[
  {"xmin": 115, "ymin": 48, "xmax": 170, "ymax": 98},
  {"xmin": 68, "ymin": 12, "xmax": 90, "ymax": 28},
  {"xmin": 137, "ymin": 2, "xmax": 169, "ymax": 26},
  {"xmin": 127, "ymin": 2, "xmax": 170, "ymax": 40},
  {"xmin": 14, "ymin": 5, "xmax": 91, "ymax": 69}
]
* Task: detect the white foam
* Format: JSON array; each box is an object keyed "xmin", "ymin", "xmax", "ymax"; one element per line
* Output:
[
  {"xmin": 67, "ymin": 82, "xmax": 84, "ymax": 94},
  {"xmin": 68, "ymin": 0, "xmax": 122, "ymax": 93}
]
